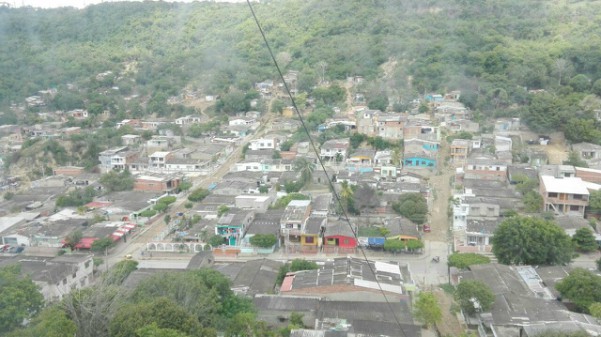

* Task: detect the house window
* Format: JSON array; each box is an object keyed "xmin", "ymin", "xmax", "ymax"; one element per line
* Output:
[
  {"xmin": 570, "ymin": 205, "xmax": 580, "ymax": 211},
  {"xmin": 305, "ymin": 236, "xmax": 314, "ymax": 244},
  {"xmin": 548, "ymin": 192, "xmax": 558, "ymax": 198},
  {"xmin": 574, "ymin": 194, "xmax": 583, "ymax": 200}
]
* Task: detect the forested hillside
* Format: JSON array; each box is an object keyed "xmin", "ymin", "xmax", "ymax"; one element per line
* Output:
[{"xmin": 1, "ymin": 0, "xmax": 601, "ymax": 141}]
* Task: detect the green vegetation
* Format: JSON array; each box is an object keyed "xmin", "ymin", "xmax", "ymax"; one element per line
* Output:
[
  {"xmin": 572, "ymin": 227, "xmax": 598, "ymax": 253},
  {"xmin": 248, "ymin": 234, "xmax": 277, "ymax": 248},
  {"xmin": 271, "ymin": 193, "xmax": 310, "ymax": 209},
  {"xmin": 0, "ymin": 265, "xmax": 44, "ymax": 334},
  {"xmin": 140, "ymin": 209, "xmax": 158, "ymax": 218},
  {"xmin": 556, "ymin": 268, "xmax": 601, "ymax": 313},
  {"xmin": 447, "ymin": 253, "xmax": 491, "ymax": 270},
  {"xmin": 56, "ymin": 186, "xmax": 97, "ymax": 208},
  {"xmin": 99, "ymin": 170, "xmax": 135, "ymax": 192},
  {"xmin": 91, "ymin": 237, "xmax": 116, "ymax": 253},
  {"xmin": 392, "ymin": 193, "xmax": 428, "ymax": 224},
  {"xmin": 187, "ymin": 188, "xmax": 210, "ymax": 202},
  {"xmin": 455, "ymin": 280, "xmax": 495, "ymax": 315},
  {"xmin": 413, "ymin": 292, "xmax": 442, "ymax": 328},
  {"xmin": 492, "ymin": 216, "xmax": 574, "ymax": 265},
  {"xmin": 276, "ymin": 259, "xmax": 319, "ymax": 285}
]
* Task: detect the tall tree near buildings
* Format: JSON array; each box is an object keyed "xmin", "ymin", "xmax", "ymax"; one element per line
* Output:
[
  {"xmin": 572, "ymin": 227, "xmax": 598, "ymax": 252},
  {"xmin": 556, "ymin": 268, "xmax": 601, "ymax": 313},
  {"xmin": 0, "ymin": 265, "xmax": 44, "ymax": 334},
  {"xmin": 455, "ymin": 280, "xmax": 495, "ymax": 315},
  {"xmin": 413, "ymin": 292, "xmax": 442, "ymax": 328},
  {"xmin": 491, "ymin": 216, "xmax": 573, "ymax": 265}
]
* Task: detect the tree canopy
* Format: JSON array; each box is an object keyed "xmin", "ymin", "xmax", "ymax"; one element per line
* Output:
[
  {"xmin": 455, "ymin": 280, "xmax": 495, "ymax": 315},
  {"xmin": 392, "ymin": 193, "xmax": 428, "ymax": 224},
  {"xmin": 491, "ymin": 216, "xmax": 574, "ymax": 265},
  {"xmin": 0, "ymin": 265, "xmax": 44, "ymax": 334},
  {"xmin": 556, "ymin": 268, "xmax": 601, "ymax": 313},
  {"xmin": 447, "ymin": 253, "xmax": 491, "ymax": 270}
]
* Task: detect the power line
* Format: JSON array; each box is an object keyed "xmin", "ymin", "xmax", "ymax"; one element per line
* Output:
[{"xmin": 244, "ymin": 1, "xmax": 410, "ymax": 336}]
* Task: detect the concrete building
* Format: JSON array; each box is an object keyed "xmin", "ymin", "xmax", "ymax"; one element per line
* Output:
[{"xmin": 540, "ymin": 176, "xmax": 589, "ymax": 217}]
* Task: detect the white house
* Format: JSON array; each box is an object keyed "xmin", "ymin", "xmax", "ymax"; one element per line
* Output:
[{"xmin": 249, "ymin": 138, "xmax": 278, "ymax": 151}]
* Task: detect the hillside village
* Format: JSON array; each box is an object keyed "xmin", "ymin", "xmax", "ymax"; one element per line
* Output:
[{"xmin": 1, "ymin": 65, "xmax": 601, "ymax": 337}]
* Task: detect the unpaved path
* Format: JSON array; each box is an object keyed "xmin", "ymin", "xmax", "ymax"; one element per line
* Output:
[{"xmin": 434, "ymin": 288, "xmax": 465, "ymax": 337}]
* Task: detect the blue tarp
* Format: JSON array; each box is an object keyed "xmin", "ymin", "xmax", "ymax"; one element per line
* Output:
[{"xmin": 368, "ymin": 237, "xmax": 385, "ymax": 247}]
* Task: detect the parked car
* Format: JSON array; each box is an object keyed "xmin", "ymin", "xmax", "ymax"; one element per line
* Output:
[{"xmin": 422, "ymin": 224, "xmax": 431, "ymax": 232}]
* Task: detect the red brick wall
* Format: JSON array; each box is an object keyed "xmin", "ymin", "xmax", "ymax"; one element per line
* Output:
[{"xmin": 576, "ymin": 168, "xmax": 601, "ymax": 184}]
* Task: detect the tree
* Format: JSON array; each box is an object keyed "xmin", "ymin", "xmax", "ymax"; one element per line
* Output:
[
  {"xmin": 135, "ymin": 323, "xmax": 191, "ymax": 337},
  {"xmin": 64, "ymin": 230, "xmax": 83, "ymax": 250},
  {"xmin": 455, "ymin": 280, "xmax": 495, "ymax": 315},
  {"xmin": 294, "ymin": 157, "xmax": 314, "ymax": 187},
  {"xmin": 290, "ymin": 259, "xmax": 318, "ymax": 272},
  {"xmin": 447, "ymin": 253, "xmax": 491, "ymax": 270},
  {"xmin": 589, "ymin": 190, "xmax": 601, "ymax": 213},
  {"xmin": 556, "ymin": 268, "xmax": 601, "ymax": 312},
  {"xmin": 62, "ymin": 285, "xmax": 124, "ymax": 337},
  {"xmin": 564, "ymin": 151, "xmax": 589, "ymax": 168},
  {"xmin": 6, "ymin": 306, "xmax": 76, "ymax": 337},
  {"xmin": 392, "ymin": 193, "xmax": 428, "ymax": 224},
  {"xmin": 0, "ymin": 265, "xmax": 44, "ymax": 334},
  {"xmin": 249, "ymin": 234, "xmax": 277, "ymax": 248},
  {"xmin": 217, "ymin": 205, "xmax": 230, "ymax": 217},
  {"xmin": 491, "ymin": 216, "xmax": 574, "ymax": 265},
  {"xmin": 572, "ymin": 227, "xmax": 598, "ymax": 252},
  {"xmin": 110, "ymin": 297, "xmax": 203, "ymax": 337},
  {"xmin": 188, "ymin": 188, "xmax": 210, "ymax": 202},
  {"xmin": 99, "ymin": 170, "xmax": 135, "ymax": 192},
  {"xmin": 271, "ymin": 99, "xmax": 286, "ymax": 114},
  {"xmin": 384, "ymin": 239, "xmax": 405, "ymax": 253},
  {"xmin": 413, "ymin": 292, "xmax": 442, "ymax": 328},
  {"xmin": 271, "ymin": 193, "xmax": 310, "ymax": 209},
  {"xmin": 368, "ymin": 94, "xmax": 389, "ymax": 111},
  {"xmin": 209, "ymin": 235, "xmax": 225, "ymax": 247},
  {"xmin": 104, "ymin": 260, "xmax": 139, "ymax": 286},
  {"xmin": 569, "ymin": 74, "xmax": 591, "ymax": 92},
  {"xmin": 140, "ymin": 209, "xmax": 157, "ymax": 218},
  {"xmin": 91, "ymin": 237, "xmax": 115, "ymax": 253},
  {"xmin": 523, "ymin": 191, "xmax": 543, "ymax": 213},
  {"xmin": 589, "ymin": 302, "xmax": 601, "ymax": 319}
]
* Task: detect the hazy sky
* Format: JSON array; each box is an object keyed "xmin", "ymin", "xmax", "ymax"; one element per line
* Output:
[{"xmin": 10, "ymin": 0, "xmax": 249, "ymax": 9}]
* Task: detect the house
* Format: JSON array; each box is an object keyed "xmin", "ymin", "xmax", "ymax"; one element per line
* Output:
[
  {"xmin": 148, "ymin": 151, "xmax": 172, "ymax": 171},
  {"xmin": 235, "ymin": 195, "xmax": 272, "ymax": 212},
  {"xmin": 322, "ymin": 219, "xmax": 357, "ymax": 254},
  {"xmin": 133, "ymin": 174, "xmax": 181, "ymax": 193},
  {"xmin": 229, "ymin": 117, "xmax": 256, "ymax": 126},
  {"xmin": 280, "ymin": 257, "xmax": 412, "ymax": 300},
  {"xmin": 300, "ymin": 216, "xmax": 325, "ymax": 254},
  {"xmin": 215, "ymin": 209, "xmax": 255, "ymax": 246},
  {"xmin": 404, "ymin": 138, "xmax": 440, "ymax": 153},
  {"xmin": 320, "ymin": 138, "xmax": 350, "ymax": 162},
  {"xmin": 494, "ymin": 135, "xmax": 513, "ymax": 152},
  {"xmin": 249, "ymin": 137, "xmax": 279, "ymax": 151},
  {"xmin": 121, "ymin": 134, "xmax": 142, "ymax": 146},
  {"xmin": 280, "ymin": 200, "xmax": 312, "ymax": 243},
  {"xmin": 403, "ymin": 151, "xmax": 436, "ymax": 169},
  {"xmin": 375, "ymin": 113, "xmax": 405, "ymax": 139},
  {"xmin": 346, "ymin": 148, "xmax": 375, "ymax": 173},
  {"xmin": 174, "ymin": 115, "xmax": 203, "ymax": 125},
  {"xmin": 403, "ymin": 122, "xmax": 439, "ymax": 142},
  {"xmin": 255, "ymin": 295, "xmax": 421, "ymax": 337},
  {"xmin": 146, "ymin": 136, "xmax": 177, "ymax": 150},
  {"xmin": 0, "ymin": 253, "xmax": 94, "ymax": 302},
  {"xmin": 214, "ymin": 259, "xmax": 283, "ymax": 296},
  {"xmin": 540, "ymin": 176, "xmax": 589, "ymax": 217},
  {"xmin": 572, "ymin": 142, "xmax": 601, "ymax": 168},
  {"xmin": 53, "ymin": 166, "xmax": 85, "ymax": 176},
  {"xmin": 464, "ymin": 157, "xmax": 508, "ymax": 182},
  {"xmin": 457, "ymin": 264, "xmax": 601, "ymax": 336},
  {"xmin": 98, "ymin": 146, "xmax": 128, "ymax": 172},
  {"xmin": 575, "ymin": 166, "xmax": 601, "ymax": 184},
  {"xmin": 110, "ymin": 150, "xmax": 139, "ymax": 171},
  {"xmin": 450, "ymin": 139, "xmax": 470, "ymax": 166}
]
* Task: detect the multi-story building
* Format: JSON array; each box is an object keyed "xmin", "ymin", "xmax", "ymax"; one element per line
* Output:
[{"xmin": 540, "ymin": 176, "xmax": 589, "ymax": 217}]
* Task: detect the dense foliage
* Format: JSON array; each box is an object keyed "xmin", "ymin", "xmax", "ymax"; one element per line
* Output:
[
  {"xmin": 447, "ymin": 253, "xmax": 491, "ymax": 270},
  {"xmin": 0, "ymin": 265, "xmax": 44, "ymax": 334},
  {"xmin": 392, "ymin": 193, "xmax": 428, "ymax": 224},
  {"xmin": 455, "ymin": 280, "xmax": 495, "ymax": 315},
  {"xmin": 413, "ymin": 292, "xmax": 442, "ymax": 328},
  {"xmin": 1, "ymin": 0, "xmax": 601, "ymax": 145},
  {"xmin": 556, "ymin": 268, "xmax": 601, "ymax": 313},
  {"xmin": 249, "ymin": 234, "xmax": 278, "ymax": 248},
  {"xmin": 491, "ymin": 216, "xmax": 574, "ymax": 265}
]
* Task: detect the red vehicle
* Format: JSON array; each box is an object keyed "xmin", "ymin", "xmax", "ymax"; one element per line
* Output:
[{"xmin": 422, "ymin": 224, "xmax": 431, "ymax": 233}]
